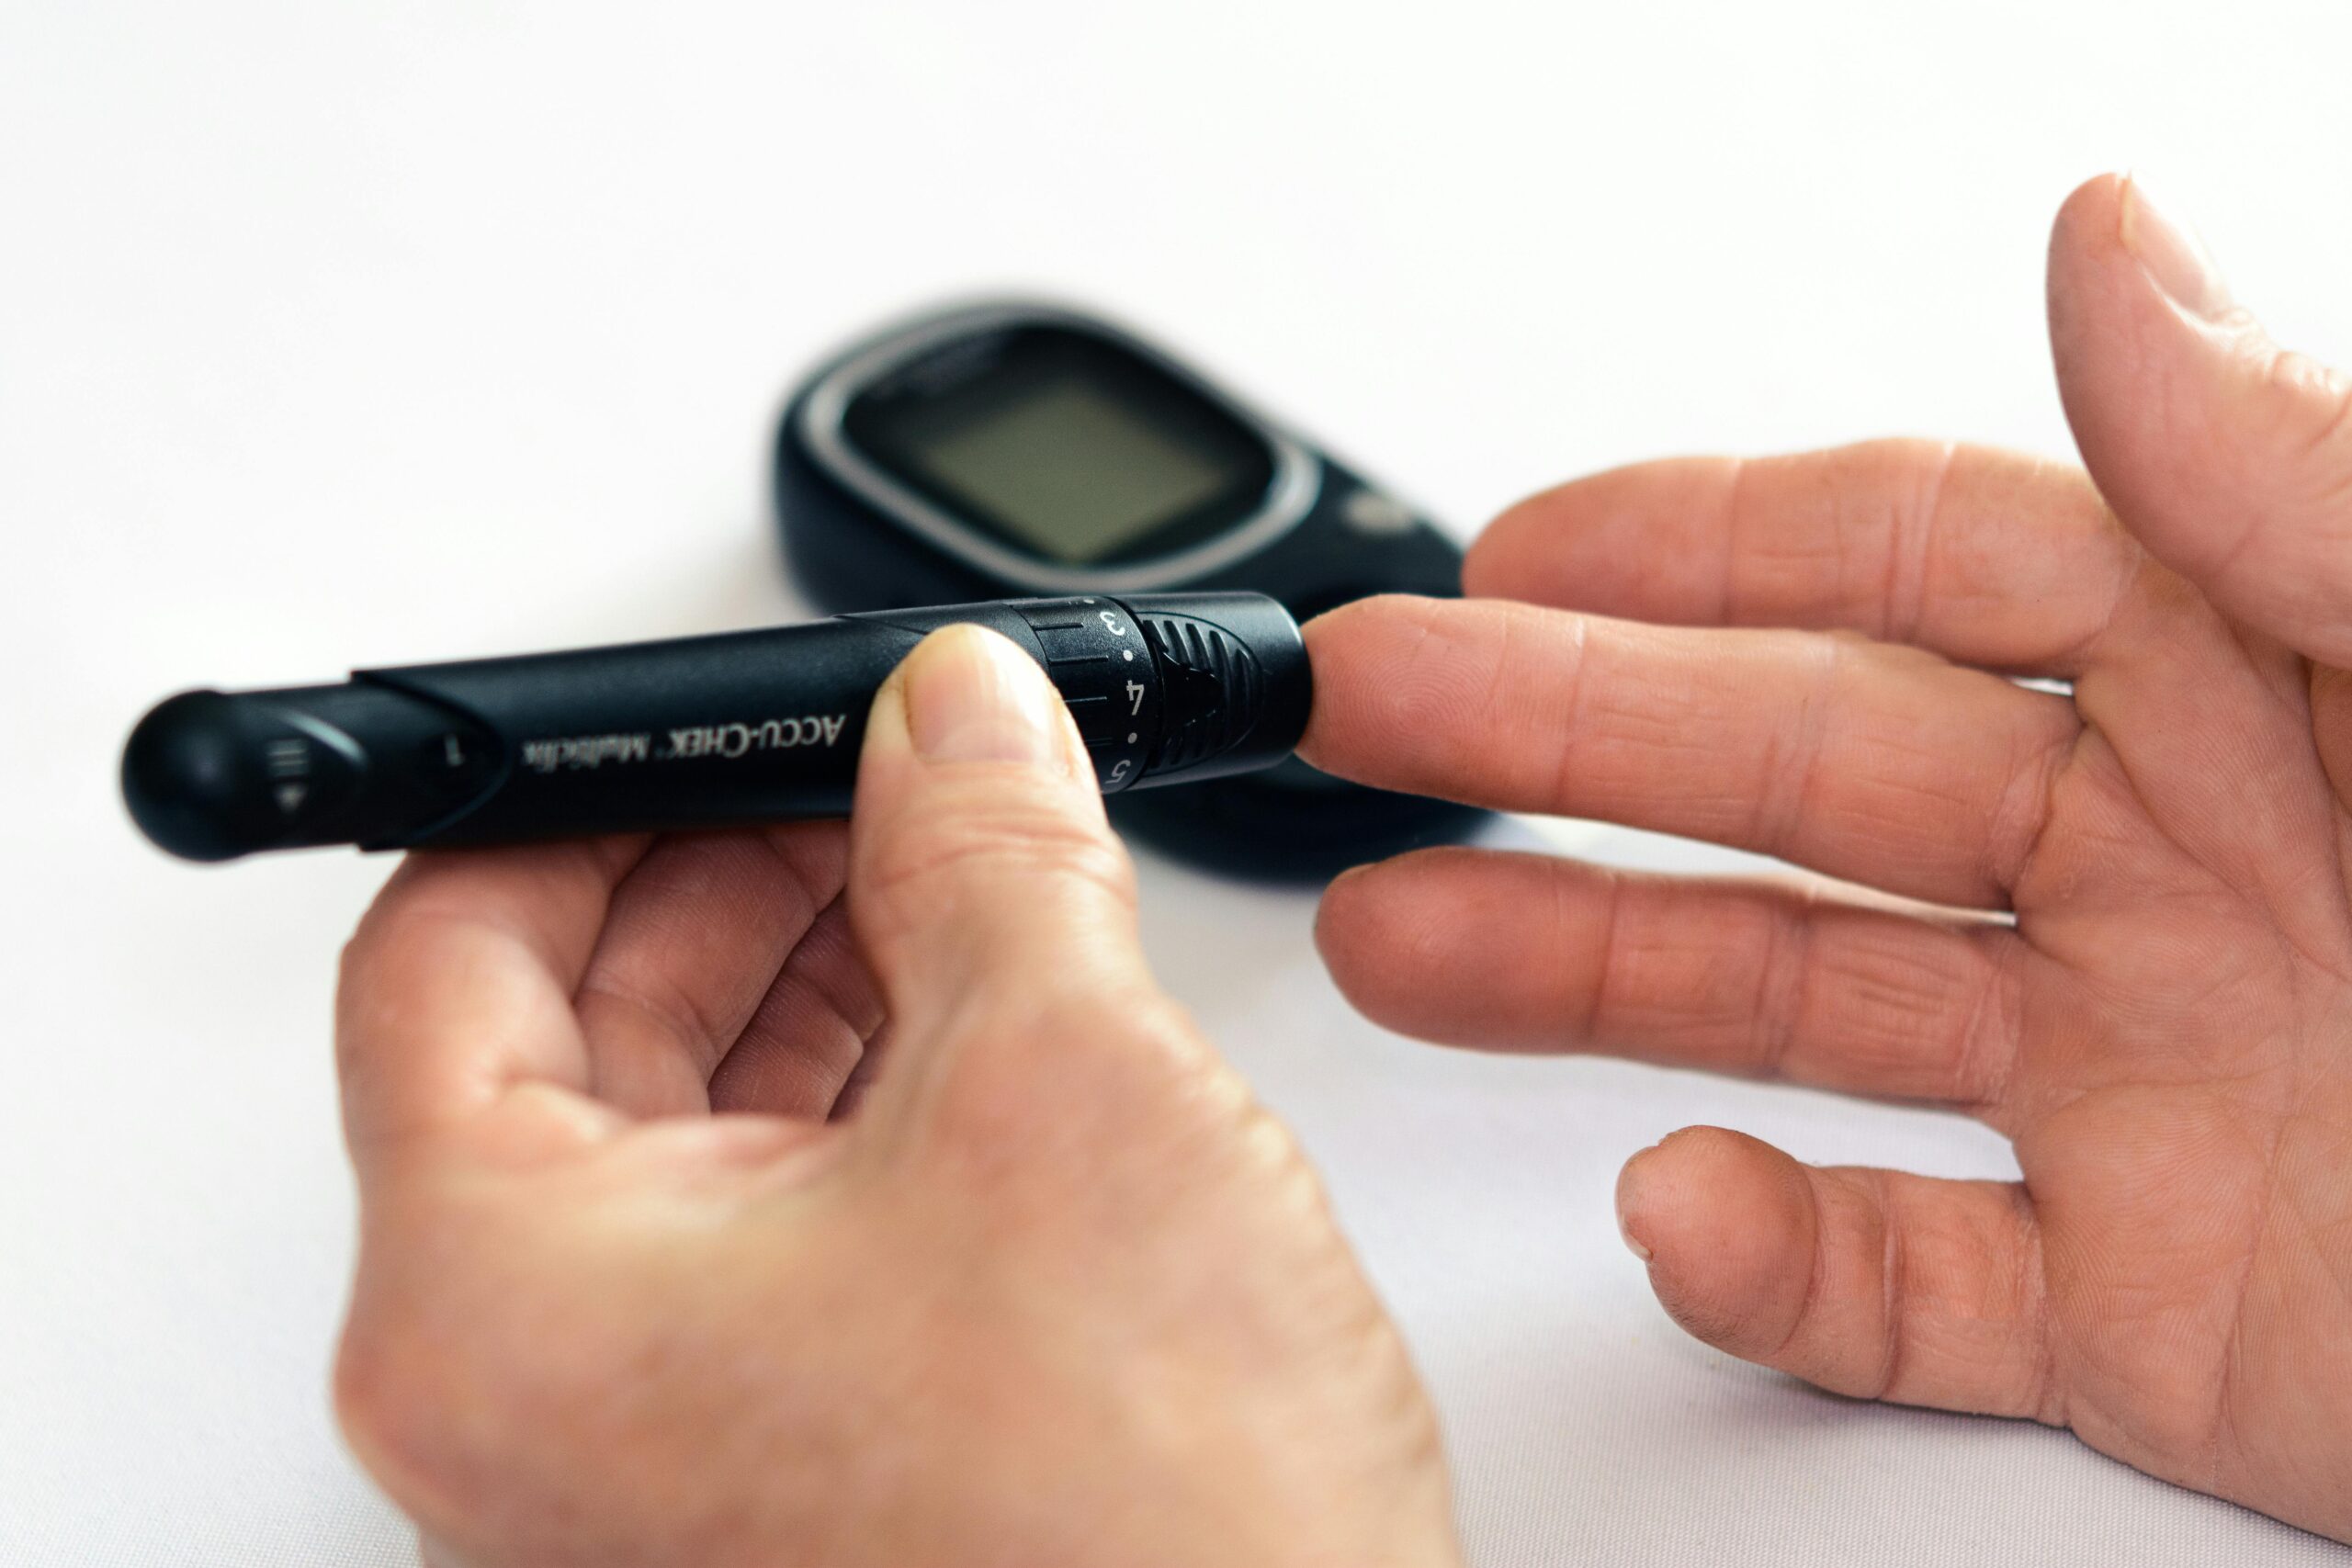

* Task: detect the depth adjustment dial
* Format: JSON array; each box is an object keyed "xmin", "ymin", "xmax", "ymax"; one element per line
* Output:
[{"xmin": 1009, "ymin": 596, "xmax": 1165, "ymax": 793}]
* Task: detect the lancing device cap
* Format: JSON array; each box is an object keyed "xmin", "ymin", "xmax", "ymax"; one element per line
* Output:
[{"xmin": 122, "ymin": 592, "xmax": 1311, "ymax": 863}]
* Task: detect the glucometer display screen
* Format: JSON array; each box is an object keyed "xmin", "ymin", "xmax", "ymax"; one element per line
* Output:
[
  {"xmin": 843, "ymin": 327, "xmax": 1275, "ymax": 567},
  {"xmin": 912, "ymin": 378, "xmax": 1231, "ymax": 562}
]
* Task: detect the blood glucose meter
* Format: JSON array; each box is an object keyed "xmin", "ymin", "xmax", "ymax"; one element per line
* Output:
[{"xmin": 774, "ymin": 299, "xmax": 1485, "ymax": 880}]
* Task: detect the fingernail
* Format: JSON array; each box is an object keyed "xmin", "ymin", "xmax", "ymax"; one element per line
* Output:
[
  {"xmin": 901, "ymin": 625, "xmax": 1066, "ymax": 769},
  {"xmin": 1615, "ymin": 1146, "xmax": 1657, "ymax": 1263},
  {"xmin": 2120, "ymin": 174, "xmax": 2232, "ymax": 322}
]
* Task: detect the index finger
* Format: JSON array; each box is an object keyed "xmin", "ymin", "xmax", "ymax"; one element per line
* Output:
[
  {"xmin": 1299, "ymin": 595, "xmax": 2075, "ymax": 909},
  {"xmin": 335, "ymin": 835, "xmax": 649, "ymax": 1175}
]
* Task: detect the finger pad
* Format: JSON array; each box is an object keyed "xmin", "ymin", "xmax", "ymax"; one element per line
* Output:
[
  {"xmin": 1317, "ymin": 850, "xmax": 1595, "ymax": 1046},
  {"xmin": 1620, "ymin": 1127, "xmax": 1815, "ymax": 1357},
  {"xmin": 1299, "ymin": 597, "xmax": 1500, "ymax": 787}
]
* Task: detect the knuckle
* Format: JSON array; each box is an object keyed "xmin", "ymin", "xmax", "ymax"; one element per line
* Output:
[
  {"xmin": 334, "ymin": 904, "xmax": 403, "ymax": 1010},
  {"xmin": 332, "ymin": 1217, "xmax": 581, "ymax": 1533},
  {"xmin": 330, "ymin": 1315, "xmax": 398, "ymax": 1452},
  {"xmin": 332, "ymin": 922, "xmax": 402, "ymax": 1077},
  {"xmin": 332, "ymin": 1306, "xmax": 453, "ymax": 1513}
]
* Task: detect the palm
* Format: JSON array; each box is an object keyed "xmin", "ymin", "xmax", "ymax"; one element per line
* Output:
[
  {"xmin": 1300, "ymin": 175, "xmax": 2352, "ymax": 1540},
  {"xmin": 2012, "ymin": 627, "xmax": 2352, "ymax": 1500}
]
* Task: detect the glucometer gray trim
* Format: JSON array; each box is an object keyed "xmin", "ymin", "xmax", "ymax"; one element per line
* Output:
[{"xmin": 796, "ymin": 300, "xmax": 1320, "ymax": 595}]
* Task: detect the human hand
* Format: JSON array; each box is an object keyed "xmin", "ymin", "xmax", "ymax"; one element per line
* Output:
[
  {"xmin": 1303, "ymin": 175, "xmax": 2352, "ymax": 1540},
  {"xmin": 330, "ymin": 626, "xmax": 1456, "ymax": 1568}
]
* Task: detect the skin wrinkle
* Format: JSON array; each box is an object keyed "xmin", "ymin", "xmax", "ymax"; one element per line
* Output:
[
  {"xmin": 719, "ymin": 922, "xmax": 884, "ymax": 1119},
  {"xmin": 760, "ymin": 908, "xmax": 880, "ymax": 1046},
  {"xmin": 2202, "ymin": 1022, "xmax": 2322, "ymax": 1499},
  {"xmin": 1715, "ymin": 456, "xmax": 1752, "ymax": 627},
  {"xmin": 1874, "ymin": 1170, "xmax": 1909, "ymax": 1403},
  {"xmin": 2191, "ymin": 453, "xmax": 2274, "ymax": 592},
  {"xmin": 1889, "ymin": 441, "xmax": 1956, "ymax": 649},
  {"xmin": 799, "ymin": 914, "xmax": 887, "ymax": 1044},
  {"xmin": 2086, "ymin": 610, "xmax": 2352, "ymax": 985},
  {"xmin": 1985, "ymin": 702, "xmax": 2082, "ymax": 898},
  {"xmin": 2219, "ymin": 612, "xmax": 2312, "ymax": 714},
  {"xmin": 1753, "ymin": 880, "xmax": 1814, "ymax": 1081},
  {"xmin": 1747, "ymin": 635, "xmax": 1839, "ymax": 873},
  {"xmin": 1840, "ymin": 925, "xmax": 1975, "ymax": 1098},
  {"xmin": 2220, "ymin": 1112, "xmax": 2352, "ymax": 1502},
  {"xmin": 1478, "ymin": 604, "xmax": 1524, "ymax": 750},
  {"xmin": 828, "ymin": 1042, "xmax": 888, "ymax": 1121},
  {"xmin": 1573, "ymin": 863, "xmax": 1623, "ymax": 1050},
  {"xmin": 2210, "ymin": 1207, "xmax": 2263, "ymax": 1498},
  {"xmin": 2195, "ymin": 347, "xmax": 2349, "ymax": 594},
  {"xmin": 2292, "ymin": 368, "xmax": 2352, "ymax": 508},
  {"xmin": 2012, "ymin": 1186, "xmax": 2066, "ymax": 1428},
  {"xmin": 1807, "ymin": 915, "xmax": 1919, "ymax": 1081},
  {"xmin": 578, "ymin": 981, "xmax": 724, "ymax": 1093},
  {"xmin": 1826, "ymin": 466, "xmax": 1854, "ymax": 629},
  {"xmin": 2222, "ymin": 659, "xmax": 2352, "ymax": 979},
  {"xmin": 1965, "ymin": 929, "xmax": 2031, "ymax": 1125},
  {"xmin": 1765, "ymin": 1160, "xmax": 1841, "ymax": 1375},
  {"xmin": 2336, "ymin": 817, "xmax": 2352, "ymax": 961},
  {"xmin": 2061, "ymin": 678, "xmax": 2233, "ymax": 908},
  {"xmin": 1542, "ymin": 612, "xmax": 1593, "ymax": 839},
  {"xmin": 2075, "ymin": 1083, "xmax": 2272, "ymax": 1478},
  {"xmin": 2049, "ymin": 508, "xmax": 2146, "ymax": 678},
  {"xmin": 578, "ymin": 839, "xmax": 833, "ymax": 1093},
  {"xmin": 374, "ymin": 840, "xmax": 640, "ymax": 1002},
  {"xmin": 1834, "ymin": 736, "xmax": 1997, "ymax": 867},
  {"xmin": 2287, "ymin": 1147, "xmax": 2352, "ymax": 1313}
]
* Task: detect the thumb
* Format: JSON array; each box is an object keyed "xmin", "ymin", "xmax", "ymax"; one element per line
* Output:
[
  {"xmin": 2049, "ymin": 172, "xmax": 2352, "ymax": 667},
  {"xmin": 846, "ymin": 623, "xmax": 1150, "ymax": 1046}
]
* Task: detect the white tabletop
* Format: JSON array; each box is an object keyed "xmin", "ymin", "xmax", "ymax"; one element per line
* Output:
[{"xmin": 6, "ymin": 3, "xmax": 2350, "ymax": 1562}]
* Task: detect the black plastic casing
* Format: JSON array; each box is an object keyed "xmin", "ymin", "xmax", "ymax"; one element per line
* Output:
[
  {"xmin": 775, "ymin": 300, "xmax": 1487, "ymax": 883},
  {"xmin": 120, "ymin": 594, "xmax": 1308, "ymax": 864}
]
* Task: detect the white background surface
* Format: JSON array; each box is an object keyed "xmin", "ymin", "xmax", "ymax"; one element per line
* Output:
[{"xmin": 6, "ymin": 2, "xmax": 2352, "ymax": 1562}]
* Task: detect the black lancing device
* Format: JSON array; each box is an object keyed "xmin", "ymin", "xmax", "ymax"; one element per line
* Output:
[{"xmin": 121, "ymin": 593, "xmax": 1306, "ymax": 864}]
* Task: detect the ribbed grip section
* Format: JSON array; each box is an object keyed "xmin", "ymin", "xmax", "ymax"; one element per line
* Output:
[{"xmin": 1139, "ymin": 613, "xmax": 1264, "ymax": 776}]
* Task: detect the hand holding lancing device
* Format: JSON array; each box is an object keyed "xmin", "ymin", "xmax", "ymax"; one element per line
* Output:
[{"xmin": 331, "ymin": 626, "xmax": 1457, "ymax": 1568}]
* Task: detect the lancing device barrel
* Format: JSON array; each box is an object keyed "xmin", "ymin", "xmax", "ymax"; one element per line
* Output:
[{"xmin": 121, "ymin": 592, "xmax": 1310, "ymax": 864}]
